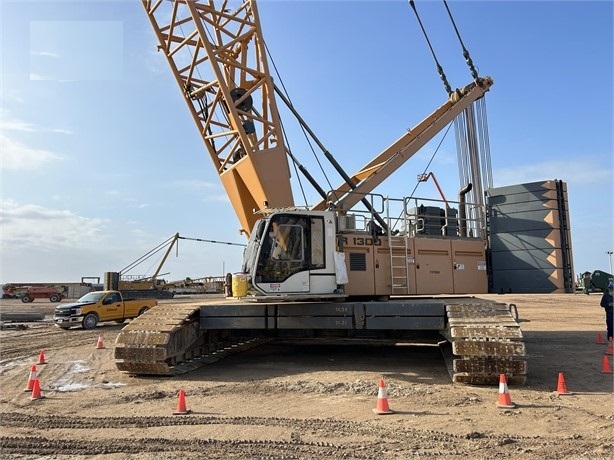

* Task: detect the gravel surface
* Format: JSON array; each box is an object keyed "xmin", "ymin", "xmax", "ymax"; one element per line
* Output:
[{"xmin": 1, "ymin": 293, "xmax": 613, "ymax": 459}]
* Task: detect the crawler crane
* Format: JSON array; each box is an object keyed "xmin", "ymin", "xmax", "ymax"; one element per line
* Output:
[{"xmin": 115, "ymin": 0, "xmax": 526, "ymax": 384}]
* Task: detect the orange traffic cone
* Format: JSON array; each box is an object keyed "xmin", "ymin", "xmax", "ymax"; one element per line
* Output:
[
  {"xmin": 597, "ymin": 332, "xmax": 605, "ymax": 344},
  {"xmin": 24, "ymin": 365, "xmax": 37, "ymax": 392},
  {"xmin": 601, "ymin": 355, "xmax": 613, "ymax": 374},
  {"xmin": 606, "ymin": 340, "xmax": 613, "ymax": 356},
  {"xmin": 30, "ymin": 379, "xmax": 44, "ymax": 400},
  {"xmin": 173, "ymin": 389, "xmax": 191, "ymax": 415},
  {"xmin": 556, "ymin": 372, "xmax": 573, "ymax": 395},
  {"xmin": 37, "ymin": 349, "xmax": 47, "ymax": 365},
  {"xmin": 96, "ymin": 333, "xmax": 105, "ymax": 349},
  {"xmin": 372, "ymin": 378, "xmax": 394, "ymax": 415},
  {"xmin": 496, "ymin": 374, "xmax": 516, "ymax": 409}
]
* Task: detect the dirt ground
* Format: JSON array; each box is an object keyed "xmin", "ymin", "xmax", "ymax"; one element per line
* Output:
[{"xmin": 0, "ymin": 293, "xmax": 613, "ymax": 459}]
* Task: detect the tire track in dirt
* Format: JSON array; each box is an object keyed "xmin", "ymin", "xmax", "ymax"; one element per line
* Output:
[
  {"xmin": 0, "ymin": 324, "xmax": 122, "ymax": 363},
  {"xmin": 0, "ymin": 412, "xmax": 611, "ymax": 459}
]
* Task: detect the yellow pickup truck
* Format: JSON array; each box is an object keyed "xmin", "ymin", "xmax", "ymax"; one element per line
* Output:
[{"xmin": 52, "ymin": 290, "xmax": 158, "ymax": 330}]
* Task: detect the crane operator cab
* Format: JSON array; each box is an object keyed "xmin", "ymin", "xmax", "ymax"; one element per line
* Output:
[{"xmin": 238, "ymin": 210, "xmax": 341, "ymax": 298}]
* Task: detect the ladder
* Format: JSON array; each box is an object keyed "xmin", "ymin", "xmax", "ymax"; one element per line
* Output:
[{"xmin": 386, "ymin": 199, "xmax": 411, "ymax": 295}]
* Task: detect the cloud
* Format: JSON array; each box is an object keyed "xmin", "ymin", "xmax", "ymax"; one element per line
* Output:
[
  {"xmin": 1, "ymin": 114, "xmax": 36, "ymax": 131},
  {"xmin": 0, "ymin": 110, "xmax": 71, "ymax": 170},
  {"xmin": 31, "ymin": 51, "xmax": 60, "ymax": 58},
  {"xmin": 494, "ymin": 158, "xmax": 612, "ymax": 188},
  {"xmin": 29, "ymin": 73, "xmax": 76, "ymax": 83},
  {"xmin": 51, "ymin": 128, "xmax": 73, "ymax": 135},
  {"xmin": 0, "ymin": 200, "xmax": 109, "ymax": 251},
  {"xmin": 1, "ymin": 110, "xmax": 72, "ymax": 135},
  {"xmin": 0, "ymin": 135, "xmax": 64, "ymax": 170},
  {"xmin": 29, "ymin": 73, "xmax": 53, "ymax": 81}
]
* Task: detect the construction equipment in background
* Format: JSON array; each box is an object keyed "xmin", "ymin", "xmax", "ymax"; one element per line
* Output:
[
  {"xmin": 2, "ymin": 284, "xmax": 66, "ymax": 302},
  {"xmin": 167, "ymin": 276, "xmax": 226, "ymax": 295},
  {"xmin": 80, "ymin": 277, "xmax": 103, "ymax": 291},
  {"xmin": 576, "ymin": 270, "xmax": 613, "ymax": 294},
  {"xmin": 19, "ymin": 286, "xmax": 65, "ymax": 303},
  {"xmin": 590, "ymin": 270, "xmax": 613, "ymax": 292},
  {"xmin": 2, "ymin": 284, "xmax": 30, "ymax": 299},
  {"xmin": 114, "ymin": 0, "xmax": 527, "ymax": 384},
  {"xmin": 417, "ymin": 172, "xmax": 450, "ymax": 209},
  {"xmin": 105, "ymin": 233, "xmax": 181, "ymax": 299},
  {"xmin": 105, "ymin": 233, "xmax": 244, "ymax": 299}
]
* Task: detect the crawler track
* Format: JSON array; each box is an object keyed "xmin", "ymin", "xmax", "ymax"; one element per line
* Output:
[
  {"xmin": 115, "ymin": 299, "xmax": 527, "ymax": 384},
  {"xmin": 443, "ymin": 301, "xmax": 527, "ymax": 385},
  {"xmin": 114, "ymin": 303, "xmax": 270, "ymax": 375}
]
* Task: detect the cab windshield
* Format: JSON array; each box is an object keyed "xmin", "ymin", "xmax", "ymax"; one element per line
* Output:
[
  {"xmin": 77, "ymin": 292, "xmax": 105, "ymax": 303},
  {"xmin": 254, "ymin": 213, "xmax": 325, "ymax": 283}
]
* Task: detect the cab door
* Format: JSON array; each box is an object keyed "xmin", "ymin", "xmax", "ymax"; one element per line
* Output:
[{"xmin": 101, "ymin": 292, "xmax": 122, "ymax": 320}]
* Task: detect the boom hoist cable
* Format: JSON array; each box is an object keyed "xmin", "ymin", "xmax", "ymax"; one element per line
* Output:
[
  {"xmin": 442, "ymin": 0, "xmax": 479, "ymax": 83},
  {"xmin": 408, "ymin": 0, "xmax": 453, "ymax": 96},
  {"xmin": 441, "ymin": 0, "xmax": 493, "ymax": 236},
  {"xmin": 264, "ymin": 41, "xmax": 333, "ymax": 207},
  {"xmin": 407, "ymin": 0, "xmax": 493, "ymax": 238},
  {"xmin": 264, "ymin": 41, "xmax": 391, "ymax": 233}
]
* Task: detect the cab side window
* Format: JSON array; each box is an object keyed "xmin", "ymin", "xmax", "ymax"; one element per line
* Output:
[{"xmin": 104, "ymin": 293, "xmax": 120, "ymax": 304}]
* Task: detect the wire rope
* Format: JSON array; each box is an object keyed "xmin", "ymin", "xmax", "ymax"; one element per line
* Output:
[
  {"xmin": 408, "ymin": 0, "xmax": 452, "ymax": 96},
  {"xmin": 264, "ymin": 42, "xmax": 335, "ymax": 207}
]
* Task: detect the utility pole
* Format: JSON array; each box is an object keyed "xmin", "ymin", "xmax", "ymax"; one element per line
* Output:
[{"xmin": 607, "ymin": 251, "xmax": 613, "ymax": 275}]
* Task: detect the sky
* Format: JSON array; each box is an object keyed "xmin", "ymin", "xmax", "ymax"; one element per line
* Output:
[{"xmin": 1, "ymin": 0, "xmax": 613, "ymax": 286}]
